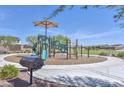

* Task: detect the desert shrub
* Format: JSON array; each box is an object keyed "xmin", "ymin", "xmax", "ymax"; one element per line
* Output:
[
  {"xmin": 0, "ymin": 65, "xmax": 19, "ymax": 79},
  {"xmin": 116, "ymin": 52, "xmax": 124, "ymax": 57},
  {"xmin": 111, "ymin": 53, "xmax": 117, "ymax": 57},
  {"xmin": 98, "ymin": 52, "xmax": 108, "ymax": 56}
]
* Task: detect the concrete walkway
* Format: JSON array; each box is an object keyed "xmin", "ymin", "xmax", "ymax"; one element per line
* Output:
[
  {"xmin": 1, "ymin": 53, "xmax": 124, "ymax": 86},
  {"xmin": 33, "ymin": 56, "xmax": 124, "ymax": 86},
  {"xmin": 0, "ymin": 53, "xmax": 26, "ymax": 68}
]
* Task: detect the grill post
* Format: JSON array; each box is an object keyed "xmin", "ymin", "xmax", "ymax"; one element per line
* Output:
[{"xmin": 30, "ymin": 68, "xmax": 33, "ymax": 85}]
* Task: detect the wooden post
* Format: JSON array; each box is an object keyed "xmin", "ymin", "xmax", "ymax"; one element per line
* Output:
[
  {"xmin": 66, "ymin": 39, "xmax": 68, "ymax": 60},
  {"xmin": 81, "ymin": 45, "xmax": 83, "ymax": 58},
  {"xmin": 69, "ymin": 40, "xmax": 71, "ymax": 59},
  {"xmin": 76, "ymin": 39, "xmax": 78, "ymax": 59}
]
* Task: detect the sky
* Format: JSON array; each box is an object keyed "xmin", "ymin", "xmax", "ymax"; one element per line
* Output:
[{"xmin": 0, "ymin": 5, "xmax": 124, "ymax": 46}]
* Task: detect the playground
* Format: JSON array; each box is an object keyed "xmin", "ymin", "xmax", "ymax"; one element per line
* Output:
[
  {"xmin": 4, "ymin": 20, "xmax": 107, "ymax": 65},
  {"xmin": 1, "ymin": 20, "xmax": 124, "ymax": 87}
]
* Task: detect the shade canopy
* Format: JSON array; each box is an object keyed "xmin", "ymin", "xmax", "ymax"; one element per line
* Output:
[{"xmin": 33, "ymin": 20, "xmax": 58, "ymax": 28}]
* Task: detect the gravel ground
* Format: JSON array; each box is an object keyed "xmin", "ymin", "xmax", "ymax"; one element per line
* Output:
[{"xmin": 4, "ymin": 54, "xmax": 107, "ymax": 65}]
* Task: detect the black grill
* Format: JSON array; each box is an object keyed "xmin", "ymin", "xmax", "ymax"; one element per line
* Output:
[
  {"xmin": 20, "ymin": 56, "xmax": 44, "ymax": 70},
  {"xmin": 19, "ymin": 55, "xmax": 44, "ymax": 85}
]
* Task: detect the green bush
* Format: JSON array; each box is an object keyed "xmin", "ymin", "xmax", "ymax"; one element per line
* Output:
[
  {"xmin": 0, "ymin": 65, "xmax": 19, "ymax": 79},
  {"xmin": 111, "ymin": 53, "xmax": 117, "ymax": 57},
  {"xmin": 98, "ymin": 52, "xmax": 108, "ymax": 56},
  {"xmin": 116, "ymin": 52, "xmax": 124, "ymax": 57}
]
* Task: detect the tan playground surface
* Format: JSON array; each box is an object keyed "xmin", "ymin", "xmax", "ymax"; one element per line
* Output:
[{"xmin": 4, "ymin": 54, "xmax": 107, "ymax": 65}]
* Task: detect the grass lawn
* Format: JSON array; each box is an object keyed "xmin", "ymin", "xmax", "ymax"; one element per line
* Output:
[
  {"xmin": 78, "ymin": 49, "xmax": 124, "ymax": 57},
  {"xmin": 81, "ymin": 49, "xmax": 117, "ymax": 55}
]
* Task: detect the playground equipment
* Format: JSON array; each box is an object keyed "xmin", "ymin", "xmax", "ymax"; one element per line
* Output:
[
  {"xmin": 33, "ymin": 20, "xmax": 58, "ymax": 60},
  {"xmin": 32, "ymin": 20, "xmax": 90, "ymax": 61},
  {"xmin": 32, "ymin": 35, "xmax": 68, "ymax": 60},
  {"xmin": 32, "ymin": 34, "xmax": 83, "ymax": 61},
  {"xmin": 32, "ymin": 20, "xmax": 92, "ymax": 61}
]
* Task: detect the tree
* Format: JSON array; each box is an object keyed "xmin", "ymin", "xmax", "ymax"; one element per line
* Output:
[
  {"xmin": 26, "ymin": 36, "xmax": 37, "ymax": 46},
  {"xmin": 46, "ymin": 5, "xmax": 124, "ymax": 28},
  {"xmin": 0, "ymin": 36, "xmax": 20, "ymax": 49},
  {"xmin": 26, "ymin": 35, "xmax": 69, "ymax": 47},
  {"xmin": 53, "ymin": 35, "xmax": 70, "ymax": 44}
]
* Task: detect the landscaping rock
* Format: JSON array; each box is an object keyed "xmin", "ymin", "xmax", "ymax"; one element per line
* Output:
[{"xmin": 0, "ymin": 79, "xmax": 13, "ymax": 87}]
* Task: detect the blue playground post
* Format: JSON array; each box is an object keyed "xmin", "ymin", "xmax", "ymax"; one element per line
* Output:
[{"xmin": 42, "ymin": 50, "xmax": 48, "ymax": 60}]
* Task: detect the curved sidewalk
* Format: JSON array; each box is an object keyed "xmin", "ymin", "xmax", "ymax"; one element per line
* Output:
[
  {"xmin": 1, "ymin": 53, "xmax": 124, "ymax": 86},
  {"xmin": 33, "ymin": 56, "xmax": 124, "ymax": 86},
  {"xmin": 0, "ymin": 53, "xmax": 26, "ymax": 68}
]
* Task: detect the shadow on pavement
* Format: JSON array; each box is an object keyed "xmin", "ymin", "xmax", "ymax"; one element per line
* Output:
[{"xmin": 53, "ymin": 75, "xmax": 124, "ymax": 87}]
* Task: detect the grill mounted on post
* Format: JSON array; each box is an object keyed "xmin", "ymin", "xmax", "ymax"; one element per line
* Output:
[{"xmin": 20, "ymin": 56, "xmax": 44, "ymax": 85}]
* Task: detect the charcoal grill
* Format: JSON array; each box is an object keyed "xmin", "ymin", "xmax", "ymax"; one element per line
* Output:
[{"xmin": 20, "ymin": 55, "xmax": 44, "ymax": 85}]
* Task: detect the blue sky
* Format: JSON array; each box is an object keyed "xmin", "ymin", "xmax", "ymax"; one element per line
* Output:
[{"xmin": 0, "ymin": 5, "xmax": 124, "ymax": 46}]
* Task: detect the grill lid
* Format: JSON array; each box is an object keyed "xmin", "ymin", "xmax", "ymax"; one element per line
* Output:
[{"xmin": 20, "ymin": 55, "xmax": 44, "ymax": 70}]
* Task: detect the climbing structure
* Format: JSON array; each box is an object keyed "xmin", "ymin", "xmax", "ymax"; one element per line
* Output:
[
  {"xmin": 32, "ymin": 20, "xmax": 83, "ymax": 61},
  {"xmin": 32, "ymin": 35, "xmax": 68, "ymax": 60}
]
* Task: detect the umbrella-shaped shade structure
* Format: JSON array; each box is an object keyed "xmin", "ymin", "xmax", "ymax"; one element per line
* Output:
[
  {"xmin": 33, "ymin": 20, "xmax": 58, "ymax": 37},
  {"xmin": 33, "ymin": 20, "xmax": 58, "ymax": 59}
]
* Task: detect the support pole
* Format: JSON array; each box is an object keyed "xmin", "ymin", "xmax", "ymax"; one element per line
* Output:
[
  {"xmin": 53, "ymin": 37, "xmax": 55, "ymax": 58},
  {"xmin": 53, "ymin": 48, "xmax": 55, "ymax": 58},
  {"xmin": 51, "ymin": 37, "xmax": 53, "ymax": 58},
  {"xmin": 81, "ymin": 45, "xmax": 83, "ymax": 58},
  {"xmin": 48, "ymin": 36, "xmax": 51, "ymax": 58},
  {"xmin": 69, "ymin": 40, "xmax": 71, "ymax": 59},
  {"xmin": 38, "ymin": 35, "xmax": 41, "ymax": 58},
  {"xmin": 44, "ymin": 21, "xmax": 48, "ymax": 59},
  {"xmin": 66, "ymin": 39, "xmax": 69, "ymax": 60},
  {"xmin": 87, "ymin": 47, "xmax": 90, "ymax": 58},
  {"xmin": 76, "ymin": 39, "xmax": 78, "ymax": 59},
  {"xmin": 29, "ymin": 68, "xmax": 33, "ymax": 85},
  {"xmin": 45, "ymin": 21, "xmax": 48, "ymax": 37}
]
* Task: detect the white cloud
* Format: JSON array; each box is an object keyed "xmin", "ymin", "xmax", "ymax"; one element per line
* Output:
[{"xmin": 68, "ymin": 29, "xmax": 123, "ymax": 40}]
